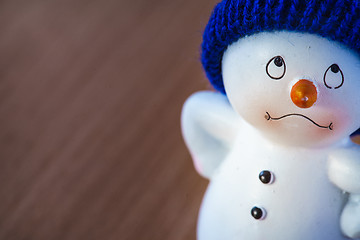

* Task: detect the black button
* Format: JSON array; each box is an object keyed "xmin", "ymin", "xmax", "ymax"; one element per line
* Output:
[
  {"xmin": 251, "ymin": 206, "xmax": 266, "ymax": 220},
  {"xmin": 259, "ymin": 170, "xmax": 273, "ymax": 184}
]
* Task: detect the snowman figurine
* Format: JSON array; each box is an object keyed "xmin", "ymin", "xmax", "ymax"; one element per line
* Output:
[{"xmin": 181, "ymin": 1, "xmax": 360, "ymax": 239}]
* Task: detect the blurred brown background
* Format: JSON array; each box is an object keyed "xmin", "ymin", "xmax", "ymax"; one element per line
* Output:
[{"xmin": 0, "ymin": 0, "xmax": 218, "ymax": 239}]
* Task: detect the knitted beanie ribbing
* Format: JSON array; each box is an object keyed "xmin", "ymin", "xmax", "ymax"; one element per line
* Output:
[{"xmin": 202, "ymin": 0, "xmax": 360, "ymax": 94}]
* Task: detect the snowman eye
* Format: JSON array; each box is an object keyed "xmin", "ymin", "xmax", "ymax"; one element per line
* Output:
[
  {"xmin": 324, "ymin": 64, "xmax": 344, "ymax": 89},
  {"xmin": 266, "ymin": 56, "xmax": 286, "ymax": 80}
]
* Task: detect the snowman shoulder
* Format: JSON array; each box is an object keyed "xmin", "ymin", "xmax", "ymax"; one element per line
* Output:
[
  {"xmin": 328, "ymin": 145, "xmax": 360, "ymax": 194},
  {"xmin": 181, "ymin": 91, "xmax": 240, "ymax": 179}
]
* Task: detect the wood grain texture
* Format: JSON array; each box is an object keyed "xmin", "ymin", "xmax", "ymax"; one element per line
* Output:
[{"xmin": 0, "ymin": 0, "xmax": 219, "ymax": 239}]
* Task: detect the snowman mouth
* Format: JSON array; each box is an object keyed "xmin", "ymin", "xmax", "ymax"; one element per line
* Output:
[{"xmin": 265, "ymin": 112, "xmax": 333, "ymax": 130}]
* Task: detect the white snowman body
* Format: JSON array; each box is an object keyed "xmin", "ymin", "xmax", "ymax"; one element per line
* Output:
[
  {"xmin": 182, "ymin": 32, "xmax": 360, "ymax": 239},
  {"xmin": 198, "ymin": 117, "xmax": 349, "ymax": 240}
]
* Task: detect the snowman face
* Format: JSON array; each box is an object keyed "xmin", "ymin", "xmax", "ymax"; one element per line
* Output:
[{"xmin": 222, "ymin": 31, "xmax": 360, "ymax": 147}]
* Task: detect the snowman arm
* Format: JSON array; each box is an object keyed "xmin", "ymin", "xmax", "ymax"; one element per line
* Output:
[
  {"xmin": 340, "ymin": 194, "xmax": 360, "ymax": 239},
  {"xmin": 328, "ymin": 147, "xmax": 360, "ymax": 239},
  {"xmin": 328, "ymin": 146, "xmax": 360, "ymax": 194},
  {"xmin": 181, "ymin": 91, "xmax": 239, "ymax": 179}
]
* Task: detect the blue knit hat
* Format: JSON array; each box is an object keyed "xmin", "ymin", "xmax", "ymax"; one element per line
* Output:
[{"xmin": 202, "ymin": 0, "xmax": 360, "ymax": 94}]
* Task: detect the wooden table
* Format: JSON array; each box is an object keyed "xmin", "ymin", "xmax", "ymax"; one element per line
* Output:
[{"xmin": 0, "ymin": 0, "xmax": 218, "ymax": 239}]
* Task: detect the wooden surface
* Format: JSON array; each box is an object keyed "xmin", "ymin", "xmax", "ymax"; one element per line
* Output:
[{"xmin": 0, "ymin": 0, "xmax": 218, "ymax": 239}]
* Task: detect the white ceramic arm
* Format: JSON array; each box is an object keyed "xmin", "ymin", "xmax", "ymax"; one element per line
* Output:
[
  {"xmin": 328, "ymin": 147, "xmax": 360, "ymax": 239},
  {"xmin": 181, "ymin": 91, "xmax": 239, "ymax": 179},
  {"xmin": 328, "ymin": 147, "xmax": 360, "ymax": 194},
  {"xmin": 340, "ymin": 194, "xmax": 360, "ymax": 239}
]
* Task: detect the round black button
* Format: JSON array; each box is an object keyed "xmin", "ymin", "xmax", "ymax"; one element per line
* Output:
[
  {"xmin": 259, "ymin": 170, "xmax": 273, "ymax": 184},
  {"xmin": 251, "ymin": 206, "xmax": 266, "ymax": 220}
]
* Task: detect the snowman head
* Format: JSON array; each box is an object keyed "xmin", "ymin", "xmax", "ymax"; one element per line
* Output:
[
  {"xmin": 202, "ymin": 0, "xmax": 360, "ymax": 147},
  {"xmin": 223, "ymin": 32, "xmax": 360, "ymax": 147}
]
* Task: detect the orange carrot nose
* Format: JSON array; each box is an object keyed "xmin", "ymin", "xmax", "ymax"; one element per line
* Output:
[{"xmin": 290, "ymin": 79, "xmax": 317, "ymax": 108}]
